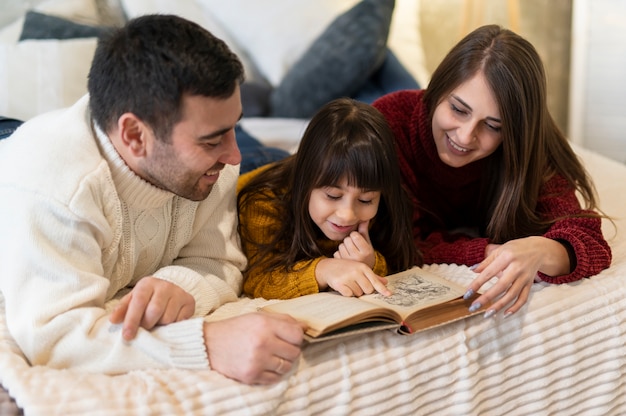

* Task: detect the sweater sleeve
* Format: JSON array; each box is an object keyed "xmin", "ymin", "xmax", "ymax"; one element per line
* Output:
[
  {"xmin": 536, "ymin": 174, "xmax": 612, "ymax": 283},
  {"xmin": 0, "ymin": 180, "xmax": 210, "ymax": 374},
  {"xmin": 418, "ymin": 232, "xmax": 489, "ymax": 266}
]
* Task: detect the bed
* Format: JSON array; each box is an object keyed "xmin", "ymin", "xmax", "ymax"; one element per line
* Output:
[{"xmin": 2, "ymin": 1, "xmax": 626, "ymax": 415}]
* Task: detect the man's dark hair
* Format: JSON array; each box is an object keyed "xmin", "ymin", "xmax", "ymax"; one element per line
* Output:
[{"xmin": 88, "ymin": 14, "xmax": 244, "ymax": 140}]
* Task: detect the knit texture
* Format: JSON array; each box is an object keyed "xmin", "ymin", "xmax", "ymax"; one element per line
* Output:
[
  {"xmin": 0, "ymin": 95, "xmax": 246, "ymax": 374},
  {"xmin": 373, "ymin": 90, "xmax": 611, "ymax": 282}
]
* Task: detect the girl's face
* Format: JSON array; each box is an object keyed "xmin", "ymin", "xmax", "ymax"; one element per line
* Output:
[
  {"xmin": 431, "ymin": 72, "xmax": 503, "ymax": 168},
  {"xmin": 308, "ymin": 177, "xmax": 381, "ymax": 241}
]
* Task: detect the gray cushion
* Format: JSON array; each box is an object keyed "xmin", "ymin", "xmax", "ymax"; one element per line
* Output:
[
  {"xmin": 19, "ymin": 11, "xmax": 108, "ymax": 41},
  {"xmin": 269, "ymin": 0, "xmax": 395, "ymax": 119}
]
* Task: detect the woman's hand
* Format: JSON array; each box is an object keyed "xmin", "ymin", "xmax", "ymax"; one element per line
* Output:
[{"xmin": 464, "ymin": 236, "xmax": 571, "ymax": 318}]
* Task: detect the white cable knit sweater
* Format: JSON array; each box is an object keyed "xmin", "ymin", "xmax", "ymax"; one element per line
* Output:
[{"xmin": 0, "ymin": 95, "xmax": 247, "ymax": 374}]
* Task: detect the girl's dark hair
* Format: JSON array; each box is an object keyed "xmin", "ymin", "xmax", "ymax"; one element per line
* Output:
[
  {"xmin": 88, "ymin": 14, "xmax": 244, "ymax": 141},
  {"xmin": 423, "ymin": 24, "xmax": 600, "ymax": 242},
  {"xmin": 239, "ymin": 98, "xmax": 418, "ymax": 281}
]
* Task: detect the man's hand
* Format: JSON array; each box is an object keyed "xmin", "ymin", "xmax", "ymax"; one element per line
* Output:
[
  {"xmin": 204, "ymin": 312, "xmax": 306, "ymax": 385},
  {"xmin": 109, "ymin": 276, "xmax": 195, "ymax": 340}
]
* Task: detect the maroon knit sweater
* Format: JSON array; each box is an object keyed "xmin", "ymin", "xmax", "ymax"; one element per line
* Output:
[{"xmin": 373, "ymin": 90, "xmax": 611, "ymax": 283}]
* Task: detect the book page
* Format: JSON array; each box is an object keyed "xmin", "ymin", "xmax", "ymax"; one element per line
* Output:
[
  {"xmin": 261, "ymin": 292, "xmax": 399, "ymax": 337},
  {"xmin": 359, "ymin": 267, "xmax": 466, "ymax": 320}
]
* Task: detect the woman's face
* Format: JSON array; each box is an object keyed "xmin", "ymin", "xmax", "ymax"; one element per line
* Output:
[{"xmin": 431, "ymin": 72, "xmax": 503, "ymax": 168}]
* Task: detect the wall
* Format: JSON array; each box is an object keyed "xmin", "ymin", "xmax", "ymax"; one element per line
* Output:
[
  {"xmin": 569, "ymin": 0, "xmax": 626, "ymax": 163},
  {"xmin": 418, "ymin": 0, "xmax": 572, "ymax": 137}
]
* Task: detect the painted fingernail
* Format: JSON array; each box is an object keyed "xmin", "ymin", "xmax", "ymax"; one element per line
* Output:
[
  {"xmin": 483, "ymin": 309, "xmax": 496, "ymax": 319},
  {"xmin": 468, "ymin": 302, "xmax": 482, "ymax": 313},
  {"xmin": 504, "ymin": 311, "xmax": 513, "ymax": 318},
  {"xmin": 469, "ymin": 263, "xmax": 479, "ymax": 271},
  {"xmin": 463, "ymin": 289, "xmax": 474, "ymax": 300}
]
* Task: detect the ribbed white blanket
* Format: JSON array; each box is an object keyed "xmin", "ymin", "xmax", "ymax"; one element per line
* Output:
[{"xmin": 1, "ymin": 146, "xmax": 625, "ymax": 416}]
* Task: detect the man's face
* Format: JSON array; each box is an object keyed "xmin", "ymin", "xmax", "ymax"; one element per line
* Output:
[{"xmin": 138, "ymin": 87, "xmax": 243, "ymax": 201}]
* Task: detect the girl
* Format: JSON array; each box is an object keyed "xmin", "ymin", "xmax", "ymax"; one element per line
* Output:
[
  {"xmin": 238, "ymin": 98, "xmax": 418, "ymax": 300},
  {"xmin": 372, "ymin": 24, "xmax": 612, "ymax": 318}
]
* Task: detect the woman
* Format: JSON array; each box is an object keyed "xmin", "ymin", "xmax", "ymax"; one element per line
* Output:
[{"xmin": 372, "ymin": 24, "xmax": 611, "ymax": 318}]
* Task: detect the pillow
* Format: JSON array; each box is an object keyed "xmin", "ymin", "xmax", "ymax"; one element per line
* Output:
[
  {"xmin": 197, "ymin": 0, "xmax": 359, "ymax": 87},
  {"xmin": 241, "ymin": 81, "xmax": 272, "ymax": 118},
  {"xmin": 119, "ymin": 0, "xmax": 263, "ymax": 82},
  {"xmin": 0, "ymin": 38, "xmax": 97, "ymax": 120},
  {"xmin": 19, "ymin": 11, "xmax": 108, "ymax": 40},
  {"xmin": 268, "ymin": 0, "xmax": 395, "ymax": 119}
]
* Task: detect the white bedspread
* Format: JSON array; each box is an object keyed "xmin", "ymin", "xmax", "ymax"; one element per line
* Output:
[{"xmin": 1, "ymin": 144, "xmax": 625, "ymax": 415}]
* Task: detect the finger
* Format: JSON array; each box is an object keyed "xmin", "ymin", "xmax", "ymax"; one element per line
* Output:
[
  {"xmin": 271, "ymin": 356, "xmax": 294, "ymax": 376},
  {"xmin": 342, "ymin": 236, "xmax": 361, "ymax": 255},
  {"xmin": 503, "ymin": 280, "xmax": 532, "ymax": 315},
  {"xmin": 366, "ymin": 273, "xmax": 391, "ymax": 296},
  {"xmin": 140, "ymin": 295, "xmax": 169, "ymax": 329},
  {"xmin": 472, "ymin": 252, "xmax": 495, "ymax": 274},
  {"xmin": 172, "ymin": 303, "xmax": 195, "ymax": 324},
  {"xmin": 357, "ymin": 220, "xmax": 371, "ymax": 244},
  {"xmin": 338, "ymin": 242, "xmax": 352, "ymax": 258},
  {"xmin": 335, "ymin": 281, "xmax": 361, "ymax": 297},
  {"xmin": 109, "ymin": 294, "xmax": 130, "ymax": 324},
  {"xmin": 122, "ymin": 291, "xmax": 152, "ymax": 340}
]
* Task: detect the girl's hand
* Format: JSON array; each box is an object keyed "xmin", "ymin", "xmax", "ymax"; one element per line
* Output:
[
  {"xmin": 333, "ymin": 221, "xmax": 376, "ymax": 268},
  {"xmin": 316, "ymin": 258, "xmax": 390, "ymax": 297},
  {"xmin": 464, "ymin": 236, "xmax": 570, "ymax": 318}
]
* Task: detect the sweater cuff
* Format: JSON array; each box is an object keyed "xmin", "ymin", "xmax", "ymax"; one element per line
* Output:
[
  {"xmin": 157, "ymin": 317, "xmax": 209, "ymax": 369},
  {"xmin": 154, "ymin": 265, "xmax": 238, "ymax": 317}
]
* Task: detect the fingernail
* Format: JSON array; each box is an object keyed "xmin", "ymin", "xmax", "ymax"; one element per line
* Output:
[
  {"xmin": 468, "ymin": 302, "xmax": 482, "ymax": 313},
  {"xmin": 463, "ymin": 289, "xmax": 474, "ymax": 300},
  {"xmin": 504, "ymin": 311, "xmax": 513, "ymax": 318},
  {"xmin": 483, "ymin": 309, "xmax": 496, "ymax": 319},
  {"xmin": 469, "ymin": 263, "xmax": 479, "ymax": 271}
]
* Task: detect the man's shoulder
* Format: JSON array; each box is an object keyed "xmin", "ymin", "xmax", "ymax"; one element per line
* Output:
[{"xmin": 0, "ymin": 98, "xmax": 106, "ymax": 202}]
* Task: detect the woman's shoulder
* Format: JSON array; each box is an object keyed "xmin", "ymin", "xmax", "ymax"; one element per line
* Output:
[{"xmin": 372, "ymin": 89, "xmax": 424, "ymax": 111}]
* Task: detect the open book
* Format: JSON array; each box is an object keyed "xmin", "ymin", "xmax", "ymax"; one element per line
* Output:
[{"xmin": 261, "ymin": 266, "xmax": 484, "ymax": 342}]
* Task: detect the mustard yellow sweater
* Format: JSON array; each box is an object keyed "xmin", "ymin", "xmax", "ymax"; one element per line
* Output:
[{"xmin": 238, "ymin": 165, "xmax": 388, "ymax": 300}]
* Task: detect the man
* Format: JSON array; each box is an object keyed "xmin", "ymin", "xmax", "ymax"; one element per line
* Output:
[{"xmin": 0, "ymin": 14, "xmax": 303, "ymax": 385}]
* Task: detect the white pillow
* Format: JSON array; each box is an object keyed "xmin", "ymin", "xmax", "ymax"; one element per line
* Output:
[
  {"xmin": 0, "ymin": 0, "xmax": 102, "ymax": 120},
  {"xmin": 197, "ymin": 0, "xmax": 358, "ymax": 87},
  {"xmin": 33, "ymin": 0, "xmax": 101, "ymax": 25},
  {"xmin": 0, "ymin": 38, "xmax": 97, "ymax": 120},
  {"xmin": 119, "ymin": 0, "xmax": 263, "ymax": 82}
]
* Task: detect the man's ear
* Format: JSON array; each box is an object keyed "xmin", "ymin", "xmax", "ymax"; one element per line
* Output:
[{"xmin": 117, "ymin": 113, "xmax": 149, "ymax": 157}]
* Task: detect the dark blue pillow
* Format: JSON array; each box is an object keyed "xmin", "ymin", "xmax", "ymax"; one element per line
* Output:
[
  {"xmin": 269, "ymin": 0, "xmax": 395, "ymax": 119},
  {"xmin": 19, "ymin": 11, "xmax": 108, "ymax": 41}
]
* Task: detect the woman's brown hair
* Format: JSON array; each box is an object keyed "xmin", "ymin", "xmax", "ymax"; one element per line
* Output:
[{"xmin": 423, "ymin": 24, "xmax": 600, "ymax": 243}]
